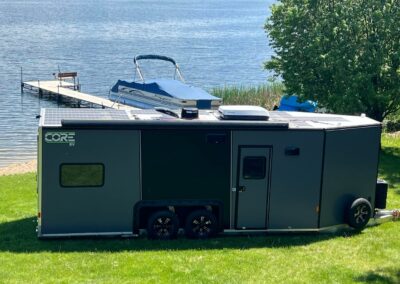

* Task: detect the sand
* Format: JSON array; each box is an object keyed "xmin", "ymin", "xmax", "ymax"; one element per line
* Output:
[{"xmin": 0, "ymin": 160, "xmax": 37, "ymax": 176}]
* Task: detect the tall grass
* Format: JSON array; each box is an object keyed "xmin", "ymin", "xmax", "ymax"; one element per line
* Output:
[{"xmin": 211, "ymin": 83, "xmax": 284, "ymax": 109}]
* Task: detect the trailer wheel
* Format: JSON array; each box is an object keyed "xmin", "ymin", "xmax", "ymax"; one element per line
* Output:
[
  {"xmin": 347, "ymin": 198, "xmax": 372, "ymax": 230},
  {"xmin": 147, "ymin": 210, "xmax": 179, "ymax": 240},
  {"xmin": 185, "ymin": 210, "xmax": 217, "ymax": 239}
]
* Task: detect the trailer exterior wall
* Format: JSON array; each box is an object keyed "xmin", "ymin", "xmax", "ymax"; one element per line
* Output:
[
  {"xmin": 37, "ymin": 108, "xmax": 382, "ymax": 236},
  {"xmin": 38, "ymin": 129, "xmax": 141, "ymax": 236},
  {"xmin": 319, "ymin": 126, "xmax": 381, "ymax": 227},
  {"xmin": 232, "ymin": 130, "xmax": 324, "ymax": 230},
  {"xmin": 141, "ymin": 129, "xmax": 231, "ymax": 227}
]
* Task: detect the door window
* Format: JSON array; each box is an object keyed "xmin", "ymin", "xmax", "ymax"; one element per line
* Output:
[{"xmin": 243, "ymin": 156, "xmax": 266, "ymax": 179}]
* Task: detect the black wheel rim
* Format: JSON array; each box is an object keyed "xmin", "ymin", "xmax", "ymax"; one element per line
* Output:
[
  {"xmin": 153, "ymin": 217, "xmax": 174, "ymax": 237},
  {"xmin": 191, "ymin": 215, "xmax": 212, "ymax": 237},
  {"xmin": 354, "ymin": 205, "xmax": 370, "ymax": 224}
]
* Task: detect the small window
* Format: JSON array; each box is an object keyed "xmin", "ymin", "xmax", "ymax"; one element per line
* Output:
[
  {"xmin": 243, "ymin": 157, "xmax": 266, "ymax": 179},
  {"xmin": 60, "ymin": 164, "xmax": 104, "ymax": 187}
]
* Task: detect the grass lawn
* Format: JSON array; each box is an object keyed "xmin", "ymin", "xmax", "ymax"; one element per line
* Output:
[{"xmin": 0, "ymin": 136, "xmax": 399, "ymax": 283}]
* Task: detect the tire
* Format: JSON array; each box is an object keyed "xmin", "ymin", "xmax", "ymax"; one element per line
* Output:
[
  {"xmin": 146, "ymin": 210, "xmax": 179, "ymax": 240},
  {"xmin": 347, "ymin": 198, "xmax": 372, "ymax": 230},
  {"xmin": 185, "ymin": 210, "xmax": 218, "ymax": 239}
]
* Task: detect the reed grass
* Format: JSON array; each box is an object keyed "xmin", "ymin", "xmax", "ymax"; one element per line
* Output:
[{"xmin": 211, "ymin": 83, "xmax": 284, "ymax": 109}]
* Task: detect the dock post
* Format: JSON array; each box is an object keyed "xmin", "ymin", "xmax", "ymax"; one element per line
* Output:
[
  {"xmin": 57, "ymin": 85, "xmax": 60, "ymax": 105},
  {"xmin": 38, "ymin": 80, "xmax": 43, "ymax": 97},
  {"xmin": 20, "ymin": 67, "xmax": 23, "ymax": 94}
]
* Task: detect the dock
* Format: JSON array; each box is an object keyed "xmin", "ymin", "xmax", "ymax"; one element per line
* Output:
[{"xmin": 22, "ymin": 78, "xmax": 137, "ymax": 111}]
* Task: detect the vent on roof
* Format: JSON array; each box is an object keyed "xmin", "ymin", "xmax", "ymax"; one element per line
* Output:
[{"xmin": 218, "ymin": 105, "xmax": 269, "ymax": 121}]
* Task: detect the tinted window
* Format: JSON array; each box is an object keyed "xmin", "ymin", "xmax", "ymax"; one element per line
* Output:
[
  {"xmin": 60, "ymin": 164, "xmax": 104, "ymax": 187},
  {"xmin": 243, "ymin": 157, "xmax": 266, "ymax": 179}
]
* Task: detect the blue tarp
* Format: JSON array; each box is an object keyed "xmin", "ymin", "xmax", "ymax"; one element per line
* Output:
[{"xmin": 279, "ymin": 95, "xmax": 317, "ymax": 112}]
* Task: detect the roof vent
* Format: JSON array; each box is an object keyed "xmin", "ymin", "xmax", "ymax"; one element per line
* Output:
[{"xmin": 218, "ymin": 105, "xmax": 269, "ymax": 121}]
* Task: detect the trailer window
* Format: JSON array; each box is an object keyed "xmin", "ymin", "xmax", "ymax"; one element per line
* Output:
[
  {"xmin": 60, "ymin": 164, "xmax": 104, "ymax": 187},
  {"xmin": 243, "ymin": 157, "xmax": 266, "ymax": 179}
]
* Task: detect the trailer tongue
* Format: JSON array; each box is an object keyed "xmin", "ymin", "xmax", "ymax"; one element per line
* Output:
[{"xmin": 370, "ymin": 209, "xmax": 400, "ymax": 226}]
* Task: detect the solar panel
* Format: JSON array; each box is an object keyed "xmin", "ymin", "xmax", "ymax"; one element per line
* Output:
[
  {"xmin": 270, "ymin": 112, "xmax": 349, "ymax": 122},
  {"xmin": 43, "ymin": 108, "xmax": 129, "ymax": 126},
  {"xmin": 40, "ymin": 108, "xmax": 374, "ymax": 130}
]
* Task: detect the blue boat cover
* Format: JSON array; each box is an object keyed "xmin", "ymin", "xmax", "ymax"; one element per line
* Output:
[
  {"xmin": 111, "ymin": 79, "xmax": 220, "ymax": 101},
  {"xmin": 279, "ymin": 95, "xmax": 317, "ymax": 112}
]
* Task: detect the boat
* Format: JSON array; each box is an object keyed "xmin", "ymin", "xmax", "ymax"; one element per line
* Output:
[{"xmin": 109, "ymin": 55, "xmax": 222, "ymax": 109}]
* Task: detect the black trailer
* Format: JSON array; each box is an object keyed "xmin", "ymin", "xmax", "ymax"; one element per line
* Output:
[{"xmin": 37, "ymin": 106, "xmax": 386, "ymax": 239}]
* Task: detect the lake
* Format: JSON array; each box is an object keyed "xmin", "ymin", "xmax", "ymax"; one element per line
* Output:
[{"xmin": 0, "ymin": 0, "xmax": 275, "ymax": 167}]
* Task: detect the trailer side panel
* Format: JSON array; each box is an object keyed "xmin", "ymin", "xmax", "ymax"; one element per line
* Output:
[
  {"xmin": 233, "ymin": 130, "xmax": 324, "ymax": 230},
  {"xmin": 141, "ymin": 129, "xmax": 231, "ymax": 227},
  {"xmin": 319, "ymin": 126, "xmax": 381, "ymax": 227},
  {"xmin": 39, "ymin": 129, "xmax": 141, "ymax": 235}
]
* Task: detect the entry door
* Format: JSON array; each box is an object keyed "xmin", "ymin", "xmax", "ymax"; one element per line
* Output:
[{"xmin": 236, "ymin": 147, "xmax": 271, "ymax": 229}]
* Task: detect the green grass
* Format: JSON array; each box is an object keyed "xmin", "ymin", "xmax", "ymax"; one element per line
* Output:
[
  {"xmin": 211, "ymin": 83, "xmax": 284, "ymax": 109},
  {"xmin": 0, "ymin": 136, "xmax": 399, "ymax": 283}
]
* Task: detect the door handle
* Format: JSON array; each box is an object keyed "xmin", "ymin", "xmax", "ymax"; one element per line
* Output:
[{"xmin": 238, "ymin": 186, "xmax": 246, "ymax": 192}]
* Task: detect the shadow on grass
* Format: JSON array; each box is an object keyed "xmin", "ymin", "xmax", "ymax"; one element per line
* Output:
[
  {"xmin": 379, "ymin": 147, "xmax": 400, "ymax": 194},
  {"xmin": 355, "ymin": 267, "xmax": 400, "ymax": 284},
  {"xmin": 0, "ymin": 217, "xmax": 360, "ymax": 253}
]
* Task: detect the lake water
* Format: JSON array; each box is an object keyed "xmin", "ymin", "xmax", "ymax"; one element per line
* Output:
[{"xmin": 0, "ymin": 0, "xmax": 275, "ymax": 167}]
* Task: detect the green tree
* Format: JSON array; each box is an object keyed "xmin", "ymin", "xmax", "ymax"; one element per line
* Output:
[{"xmin": 265, "ymin": 0, "xmax": 400, "ymax": 121}]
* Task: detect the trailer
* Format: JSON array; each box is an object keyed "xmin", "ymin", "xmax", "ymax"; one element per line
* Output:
[{"xmin": 37, "ymin": 106, "xmax": 388, "ymax": 239}]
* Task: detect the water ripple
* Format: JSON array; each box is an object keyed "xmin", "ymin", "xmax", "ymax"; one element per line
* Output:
[{"xmin": 0, "ymin": 0, "xmax": 275, "ymax": 167}]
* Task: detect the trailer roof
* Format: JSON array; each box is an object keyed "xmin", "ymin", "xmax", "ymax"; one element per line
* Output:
[{"xmin": 40, "ymin": 108, "xmax": 380, "ymax": 130}]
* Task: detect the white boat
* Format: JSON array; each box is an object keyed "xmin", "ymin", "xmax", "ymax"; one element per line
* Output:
[{"xmin": 110, "ymin": 55, "xmax": 222, "ymax": 109}]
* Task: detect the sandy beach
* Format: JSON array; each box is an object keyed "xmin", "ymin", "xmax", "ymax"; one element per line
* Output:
[{"xmin": 0, "ymin": 160, "xmax": 36, "ymax": 176}]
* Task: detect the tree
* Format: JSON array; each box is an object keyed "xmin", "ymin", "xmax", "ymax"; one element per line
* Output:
[{"xmin": 265, "ymin": 0, "xmax": 400, "ymax": 121}]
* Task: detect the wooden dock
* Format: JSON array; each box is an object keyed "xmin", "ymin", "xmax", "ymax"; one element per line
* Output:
[{"xmin": 22, "ymin": 80, "xmax": 137, "ymax": 110}]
